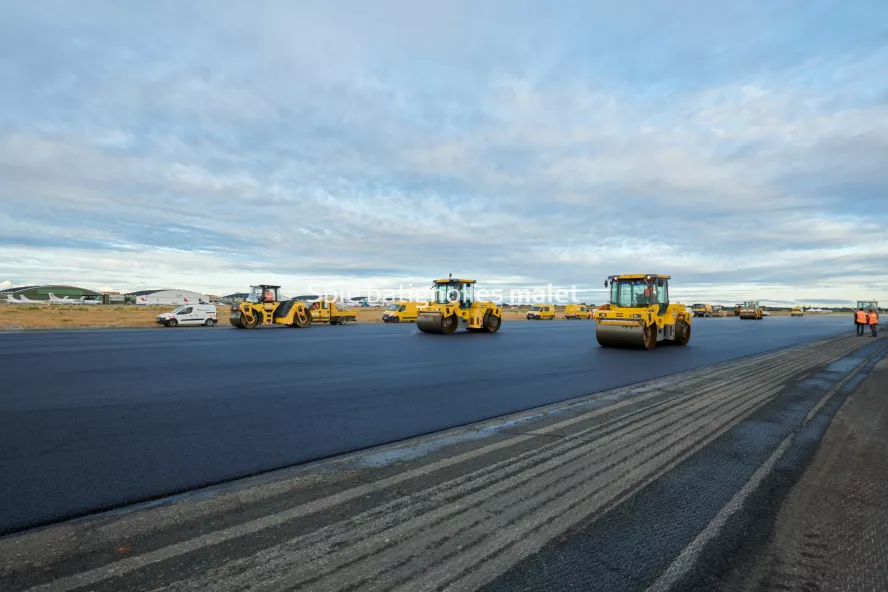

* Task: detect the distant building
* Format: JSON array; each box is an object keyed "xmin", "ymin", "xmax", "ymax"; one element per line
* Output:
[
  {"xmin": 127, "ymin": 289, "xmax": 208, "ymax": 306},
  {"xmin": 0, "ymin": 285, "xmax": 100, "ymax": 301}
]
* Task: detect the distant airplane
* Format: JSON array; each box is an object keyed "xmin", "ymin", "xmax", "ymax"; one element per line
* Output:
[
  {"xmin": 48, "ymin": 293, "xmax": 101, "ymax": 305},
  {"xmin": 5, "ymin": 294, "xmax": 45, "ymax": 304},
  {"xmin": 49, "ymin": 293, "xmax": 76, "ymax": 304}
]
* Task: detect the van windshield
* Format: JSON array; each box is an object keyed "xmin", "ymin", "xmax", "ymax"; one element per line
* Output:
[
  {"xmin": 530, "ymin": 305, "xmax": 542, "ymax": 311},
  {"xmin": 387, "ymin": 304, "xmax": 400, "ymax": 311}
]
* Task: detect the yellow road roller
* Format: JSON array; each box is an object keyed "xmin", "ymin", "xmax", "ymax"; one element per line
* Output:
[
  {"xmin": 417, "ymin": 276, "xmax": 502, "ymax": 334},
  {"xmin": 229, "ymin": 285, "xmax": 313, "ymax": 329},
  {"xmin": 739, "ymin": 300, "xmax": 764, "ymax": 320},
  {"xmin": 595, "ymin": 274, "xmax": 692, "ymax": 349}
]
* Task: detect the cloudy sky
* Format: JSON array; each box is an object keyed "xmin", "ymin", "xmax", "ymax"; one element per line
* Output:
[{"xmin": 1, "ymin": 0, "xmax": 886, "ymax": 305}]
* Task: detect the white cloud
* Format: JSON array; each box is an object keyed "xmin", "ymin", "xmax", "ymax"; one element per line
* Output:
[{"xmin": 0, "ymin": 1, "xmax": 886, "ymax": 304}]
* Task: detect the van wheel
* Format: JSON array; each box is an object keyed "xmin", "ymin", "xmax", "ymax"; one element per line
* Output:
[
  {"xmin": 204, "ymin": 319, "xmax": 216, "ymax": 327},
  {"xmin": 167, "ymin": 319, "xmax": 178, "ymax": 327}
]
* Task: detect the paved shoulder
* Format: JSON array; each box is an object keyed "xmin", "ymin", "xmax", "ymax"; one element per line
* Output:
[{"xmin": 722, "ymin": 355, "xmax": 888, "ymax": 592}]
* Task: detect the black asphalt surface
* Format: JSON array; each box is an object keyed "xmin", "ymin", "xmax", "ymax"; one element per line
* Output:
[{"xmin": 0, "ymin": 315, "xmax": 851, "ymax": 533}]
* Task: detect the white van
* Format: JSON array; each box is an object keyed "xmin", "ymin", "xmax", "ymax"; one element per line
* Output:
[{"xmin": 156, "ymin": 305, "xmax": 218, "ymax": 327}]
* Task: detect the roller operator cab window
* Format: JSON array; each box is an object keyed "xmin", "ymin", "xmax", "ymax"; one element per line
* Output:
[
  {"xmin": 656, "ymin": 279, "xmax": 669, "ymax": 305},
  {"xmin": 612, "ymin": 279, "xmax": 653, "ymax": 308},
  {"xmin": 247, "ymin": 286, "xmax": 277, "ymax": 303},
  {"xmin": 433, "ymin": 282, "xmax": 472, "ymax": 305},
  {"xmin": 433, "ymin": 284, "xmax": 453, "ymax": 304},
  {"xmin": 609, "ymin": 278, "xmax": 668, "ymax": 308},
  {"xmin": 460, "ymin": 283, "xmax": 474, "ymax": 306}
]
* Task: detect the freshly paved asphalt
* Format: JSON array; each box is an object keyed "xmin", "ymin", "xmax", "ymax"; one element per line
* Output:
[{"xmin": 0, "ymin": 315, "xmax": 851, "ymax": 533}]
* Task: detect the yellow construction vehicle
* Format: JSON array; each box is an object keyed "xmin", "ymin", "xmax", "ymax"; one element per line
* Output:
[
  {"xmin": 710, "ymin": 305, "xmax": 727, "ymax": 317},
  {"xmin": 691, "ymin": 303, "xmax": 713, "ymax": 318},
  {"xmin": 564, "ymin": 304, "xmax": 591, "ymax": 319},
  {"xmin": 526, "ymin": 303, "xmax": 555, "ymax": 320},
  {"xmin": 229, "ymin": 285, "xmax": 313, "ymax": 329},
  {"xmin": 416, "ymin": 276, "xmax": 502, "ymax": 334},
  {"xmin": 307, "ymin": 298, "xmax": 358, "ymax": 325},
  {"xmin": 595, "ymin": 274, "xmax": 692, "ymax": 349},
  {"xmin": 739, "ymin": 300, "xmax": 764, "ymax": 320},
  {"xmin": 382, "ymin": 302, "xmax": 421, "ymax": 322},
  {"xmin": 791, "ymin": 306, "xmax": 804, "ymax": 317}
]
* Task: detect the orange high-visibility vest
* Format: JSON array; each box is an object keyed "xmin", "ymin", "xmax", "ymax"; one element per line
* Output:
[
  {"xmin": 855, "ymin": 311, "xmax": 867, "ymax": 323},
  {"xmin": 868, "ymin": 312, "xmax": 879, "ymax": 325}
]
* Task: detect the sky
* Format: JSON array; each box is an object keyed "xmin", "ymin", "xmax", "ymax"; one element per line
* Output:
[{"xmin": 1, "ymin": 0, "xmax": 887, "ymax": 305}]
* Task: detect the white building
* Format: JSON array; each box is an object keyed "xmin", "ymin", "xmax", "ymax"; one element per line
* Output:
[{"xmin": 129, "ymin": 289, "xmax": 208, "ymax": 306}]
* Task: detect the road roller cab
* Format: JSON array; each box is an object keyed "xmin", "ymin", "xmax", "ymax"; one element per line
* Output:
[
  {"xmin": 229, "ymin": 285, "xmax": 313, "ymax": 329},
  {"xmin": 417, "ymin": 277, "xmax": 502, "ymax": 334},
  {"xmin": 595, "ymin": 274, "xmax": 691, "ymax": 350}
]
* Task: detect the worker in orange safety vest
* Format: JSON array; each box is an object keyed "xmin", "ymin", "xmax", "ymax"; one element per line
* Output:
[
  {"xmin": 868, "ymin": 309, "xmax": 879, "ymax": 337},
  {"xmin": 855, "ymin": 308, "xmax": 867, "ymax": 336}
]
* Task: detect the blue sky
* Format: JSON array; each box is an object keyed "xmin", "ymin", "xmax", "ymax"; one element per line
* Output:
[{"xmin": 1, "ymin": 1, "xmax": 887, "ymax": 305}]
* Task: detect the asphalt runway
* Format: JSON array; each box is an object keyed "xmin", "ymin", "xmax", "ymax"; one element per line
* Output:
[{"xmin": 0, "ymin": 315, "xmax": 851, "ymax": 533}]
